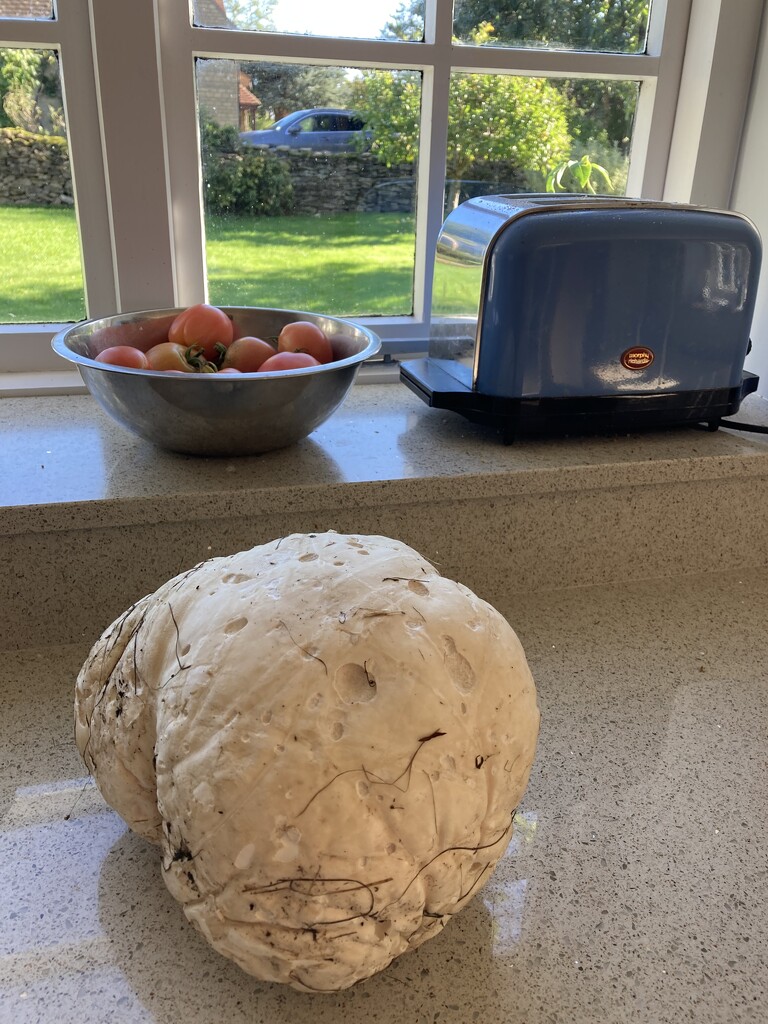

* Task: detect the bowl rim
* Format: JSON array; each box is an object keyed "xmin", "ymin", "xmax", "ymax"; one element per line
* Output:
[{"xmin": 51, "ymin": 305, "xmax": 382, "ymax": 379}]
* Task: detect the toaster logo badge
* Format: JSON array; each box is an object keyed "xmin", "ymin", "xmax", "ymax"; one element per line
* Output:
[{"xmin": 621, "ymin": 346, "xmax": 655, "ymax": 371}]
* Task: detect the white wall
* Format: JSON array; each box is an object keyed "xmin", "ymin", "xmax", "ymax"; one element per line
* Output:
[{"xmin": 731, "ymin": 4, "xmax": 768, "ymax": 394}]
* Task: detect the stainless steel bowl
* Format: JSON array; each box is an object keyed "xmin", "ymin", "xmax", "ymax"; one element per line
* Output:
[{"xmin": 52, "ymin": 307, "xmax": 381, "ymax": 456}]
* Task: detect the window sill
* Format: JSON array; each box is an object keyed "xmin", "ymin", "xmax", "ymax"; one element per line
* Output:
[
  {"xmin": 0, "ymin": 369, "xmax": 87, "ymax": 397},
  {"xmin": 0, "ymin": 360, "xmax": 400, "ymax": 398},
  {"xmin": 3, "ymin": 384, "xmax": 768, "ymax": 649}
]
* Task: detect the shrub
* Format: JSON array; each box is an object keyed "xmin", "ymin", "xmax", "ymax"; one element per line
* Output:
[
  {"xmin": 200, "ymin": 119, "xmax": 241, "ymax": 156},
  {"xmin": 201, "ymin": 118, "xmax": 293, "ymax": 217}
]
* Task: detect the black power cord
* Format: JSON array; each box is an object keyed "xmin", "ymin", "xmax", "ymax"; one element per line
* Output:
[{"xmin": 718, "ymin": 419, "xmax": 768, "ymax": 434}]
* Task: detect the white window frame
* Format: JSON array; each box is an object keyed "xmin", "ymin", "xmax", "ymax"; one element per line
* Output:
[{"xmin": 0, "ymin": 0, "xmax": 764, "ymax": 385}]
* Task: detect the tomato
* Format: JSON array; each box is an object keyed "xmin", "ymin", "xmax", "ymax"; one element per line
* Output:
[
  {"xmin": 277, "ymin": 321, "xmax": 333, "ymax": 364},
  {"xmin": 145, "ymin": 342, "xmax": 198, "ymax": 372},
  {"xmin": 95, "ymin": 345, "xmax": 150, "ymax": 369},
  {"xmin": 258, "ymin": 351, "xmax": 321, "ymax": 373},
  {"xmin": 221, "ymin": 336, "xmax": 276, "ymax": 373},
  {"xmin": 168, "ymin": 303, "xmax": 234, "ymax": 363},
  {"xmin": 168, "ymin": 307, "xmax": 190, "ymax": 339}
]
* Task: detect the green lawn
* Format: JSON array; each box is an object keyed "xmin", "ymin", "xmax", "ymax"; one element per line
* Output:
[
  {"xmin": 0, "ymin": 206, "xmax": 419, "ymax": 322},
  {"xmin": 0, "ymin": 206, "xmax": 86, "ymax": 323},
  {"xmin": 206, "ymin": 211, "xmax": 417, "ymax": 316}
]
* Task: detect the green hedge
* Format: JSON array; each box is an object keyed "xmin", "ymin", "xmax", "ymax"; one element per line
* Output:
[{"xmin": 201, "ymin": 120, "xmax": 293, "ymax": 217}]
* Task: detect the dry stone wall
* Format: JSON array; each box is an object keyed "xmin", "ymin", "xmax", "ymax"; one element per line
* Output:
[
  {"xmin": 0, "ymin": 127, "xmax": 414, "ymax": 213},
  {"xmin": 254, "ymin": 147, "xmax": 416, "ymax": 214},
  {"xmin": 0, "ymin": 129, "xmax": 73, "ymax": 206},
  {"xmin": 0, "ymin": 129, "xmax": 524, "ymax": 213},
  {"xmin": 269, "ymin": 147, "xmax": 526, "ymax": 213}
]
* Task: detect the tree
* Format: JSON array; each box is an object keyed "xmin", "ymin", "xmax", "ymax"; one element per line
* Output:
[
  {"xmin": 452, "ymin": 0, "xmax": 649, "ymax": 154},
  {"xmin": 348, "ymin": 70, "xmax": 421, "ymax": 165},
  {"xmin": 380, "ymin": 1, "xmax": 425, "ymax": 40},
  {"xmin": 217, "ymin": 0, "xmax": 278, "ymax": 30},
  {"xmin": 240, "ymin": 62, "xmax": 351, "ymax": 123},
  {"xmin": 383, "ymin": 0, "xmax": 648, "ymax": 159},
  {"xmin": 217, "ymin": 0, "xmax": 351, "ymax": 122},
  {"xmin": 446, "ymin": 64, "xmax": 571, "ymax": 203},
  {"xmin": 350, "ymin": 56, "xmax": 571, "ymax": 207},
  {"xmin": 452, "ymin": 0, "xmax": 649, "ymax": 53}
]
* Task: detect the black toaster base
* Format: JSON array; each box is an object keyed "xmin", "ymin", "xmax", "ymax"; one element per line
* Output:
[{"xmin": 400, "ymin": 359, "xmax": 759, "ymax": 443}]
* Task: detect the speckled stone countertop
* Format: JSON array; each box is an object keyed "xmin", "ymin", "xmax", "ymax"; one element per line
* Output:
[
  {"xmin": 2, "ymin": 382, "xmax": 768, "ymax": 1021},
  {"xmin": 3, "ymin": 384, "xmax": 768, "ymax": 651},
  {"xmin": 2, "ymin": 569, "xmax": 767, "ymax": 1024},
  {"xmin": 2, "ymin": 387, "xmax": 768, "ymax": 534}
]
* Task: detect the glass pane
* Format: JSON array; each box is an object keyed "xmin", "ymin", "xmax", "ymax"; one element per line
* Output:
[
  {"xmin": 0, "ymin": 48, "xmax": 86, "ymax": 323},
  {"xmin": 0, "ymin": 0, "xmax": 53, "ymax": 18},
  {"xmin": 192, "ymin": 0, "xmax": 424, "ymax": 41},
  {"xmin": 196, "ymin": 58, "xmax": 420, "ymax": 316},
  {"xmin": 453, "ymin": 0, "xmax": 651, "ymax": 54},
  {"xmin": 444, "ymin": 72, "xmax": 639, "ymax": 212}
]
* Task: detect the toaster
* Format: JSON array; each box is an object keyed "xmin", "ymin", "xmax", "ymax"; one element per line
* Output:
[{"xmin": 400, "ymin": 195, "xmax": 762, "ymax": 440}]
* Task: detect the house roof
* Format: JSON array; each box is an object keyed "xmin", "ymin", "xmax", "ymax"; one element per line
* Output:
[{"xmin": 238, "ymin": 72, "xmax": 260, "ymax": 109}]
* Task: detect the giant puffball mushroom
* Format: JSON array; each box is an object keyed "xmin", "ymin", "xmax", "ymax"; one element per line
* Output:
[{"xmin": 75, "ymin": 533, "xmax": 540, "ymax": 992}]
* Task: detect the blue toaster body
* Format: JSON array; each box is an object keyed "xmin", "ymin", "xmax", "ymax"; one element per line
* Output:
[{"xmin": 400, "ymin": 195, "xmax": 762, "ymax": 439}]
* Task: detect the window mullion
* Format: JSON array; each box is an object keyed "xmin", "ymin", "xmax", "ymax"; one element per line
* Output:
[
  {"xmin": 156, "ymin": 0, "xmax": 207, "ymax": 306},
  {"xmin": 411, "ymin": 0, "xmax": 453, "ymax": 324},
  {"xmin": 58, "ymin": 0, "xmax": 117, "ymax": 317},
  {"xmin": 665, "ymin": 0, "xmax": 765, "ymax": 207},
  {"xmin": 629, "ymin": 0, "xmax": 692, "ymax": 199},
  {"xmin": 88, "ymin": 0, "xmax": 176, "ymax": 312},
  {"xmin": 447, "ymin": 48, "xmax": 658, "ymax": 79},
  {"xmin": 0, "ymin": 17, "xmax": 59, "ymax": 45}
]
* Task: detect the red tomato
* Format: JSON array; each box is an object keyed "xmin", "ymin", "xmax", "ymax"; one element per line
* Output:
[
  {"xmin": 169, "ymin": 303, "xmax": 234, "ymax": 362},
  {"xmin": 221, "ymin": 336, "xmax": 276, "ymax": 373},
  {"xmin": 95, "ymin": 345, "xmax": 150, "ymax": 369},
  {"xmin": 277, "ymin": 321, "xmax": 333, "ymax": 364},
  {"xmin": 168, "ymin": 306, "xmax": 192, "ymax": 337},
  {"xmin": 145, "ymin": 342, "xmax": 198, "ymax": 372},
  {"xmin": 258, "ymin": 351, "xmax": 321, "ymax": 373}
]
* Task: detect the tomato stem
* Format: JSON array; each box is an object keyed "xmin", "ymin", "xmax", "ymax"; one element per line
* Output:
[{"xmin": 184, "ymin": 345, "xmax": 217, "ymax": 372}]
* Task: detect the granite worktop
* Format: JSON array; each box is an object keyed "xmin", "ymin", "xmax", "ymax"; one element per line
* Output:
[
  {"xmin": 2, "ymin": 386, "xmax": 768, "ymax": 532},
  {"xmin": 2, "ymin": 382, "xmax": 768, "ymax": 1021},
  {"xmin": 2, "ymin": 569, "xmax": 767, "ymax": 1024},
  {"xmin": 3, "ymin": 383, "xmax": 768, "ymax": 651}
]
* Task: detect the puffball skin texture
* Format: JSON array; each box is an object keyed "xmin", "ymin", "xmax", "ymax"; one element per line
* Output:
[{"xmin": 75, "ymin": 533, "xmax": 540, "ymax": 992}]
